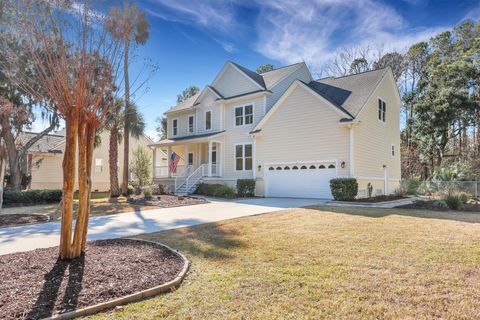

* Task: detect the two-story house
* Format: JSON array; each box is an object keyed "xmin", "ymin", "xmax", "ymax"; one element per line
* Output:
[{"xmin": 150, "ymin": 61, "xmax": 401, "ymax": 199}]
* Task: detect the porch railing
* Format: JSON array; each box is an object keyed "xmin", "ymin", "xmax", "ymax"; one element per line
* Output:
[
  {"xmin": 153, "ymin": 165, "xmax": 187, "ymax": 178},
  {"xmin": 174, "ymin": 165, "xmax": 193, "ymax": 191}
]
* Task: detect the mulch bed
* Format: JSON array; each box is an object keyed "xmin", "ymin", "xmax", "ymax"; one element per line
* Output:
[
  {"xmin": 396, "ymin": 200, "xmax": 480, "ymax": 212},
  {"xmin": 0, "ymin": 239, "xmax": 185, "ymax": 320},
  {"xmin": 340, "ymin": 195, "xmax": 408, "ymax": 203},
  {"xmin": 128, "ymin": 194, "xmax": 207, "ymax": 207},
  {"xmin": 0, "ymin": 214, "xmax": 49, "ymax": 228}
]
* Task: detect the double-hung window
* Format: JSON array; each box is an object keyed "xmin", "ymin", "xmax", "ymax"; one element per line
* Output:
[
  {"xmin": 234, "ymin": 104, "xmax": 253, "ymax": 127},
  {"xmin": 235, "ymin": 144, "xmax": 253, "ymax": 171},
  {"xmin": 205, "ymin": 111, "xmax": 212, "ymax": 130},
  {"xmin": 378, "ymin": 98, "xmax": 386, "ymax": 122},
  {"xmin": 188, "ymin": 115, "xmax": 194, "ymax": 134},
  {"xmin": 172, "ymin": 119, "xmax": 178, "ymax": 136}
]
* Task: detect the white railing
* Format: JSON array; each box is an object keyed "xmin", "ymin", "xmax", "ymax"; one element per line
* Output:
[
  {"xmin": 174, "ymin": 165, "xmax": 193, "ymax": 191},
  {"xmin": 183, "ymin": 164, "xmax": 207, "ymax": 193},
  {"xmin": 154, "ymin": 165, "xmax": 187, "ymax": 178}
]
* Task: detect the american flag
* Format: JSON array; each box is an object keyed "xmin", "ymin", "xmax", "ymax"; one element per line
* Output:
[{"xmin": 169, "ymin": 152, "xmax": 181, "ymax": 173}]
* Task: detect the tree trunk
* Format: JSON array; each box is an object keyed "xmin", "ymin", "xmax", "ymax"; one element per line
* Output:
[
  {"xmin": 0, "ymin": 113, "xmax": 21, "ymax": 190},
  {"xmin": 72, "ymin": 118, "xmax": 88, "ymax": 257},
  {"xmin": 109, "ymin": 127, "xmax": 120, "ymax": 197},
  {"xmin": 60, "ymin": 112, "xmax": 78, "ymax": 260},
  {"xmin": 0, "ymin": 137, "xmax": 6, "ymax": 213},
  {"xmin": 81, "ymin": 123, "xmax": 95, "ymax": 251},
  {"xmin": 121, "ymin": 40, "xmax": 130, "ymax": 196}
]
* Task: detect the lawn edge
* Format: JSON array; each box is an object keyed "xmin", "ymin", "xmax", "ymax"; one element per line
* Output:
[{"xmin": 43, "ymin": 239, "xmax": 190, "ymax": 320}]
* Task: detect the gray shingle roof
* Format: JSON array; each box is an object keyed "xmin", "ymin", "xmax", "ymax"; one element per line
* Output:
[
  {"xmin": 165, "ymin": 92, "xmax": 201, "ymax": 114},
  {"xmin": 309, "ymin": 68, "xmax": 389, "ymax": 117},
  {"xmin": 18, "ymin": 132, "xmax": 65, "ymax": 154},
  {"xmin": 260, "ymin": 62, "xmax": 303, "ymax": 89}
]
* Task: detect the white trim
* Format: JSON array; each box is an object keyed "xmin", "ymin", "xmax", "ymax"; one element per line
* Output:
[
  {"xmin": 188, "ymin": 115, "xmax": 195, "ymax": 134},
  {"xmin": 195, "ymin": 86, "xmax": 222, "ymax": 104},
  {"xmin": 211, "ymin": 62, "xmax": 264, "ymax": 91},
  {"xmin": 349, "ymin": 126, "xmax": 354, "ymax": 177},
  {"xmin": 233, "ymin": 102, "xmax": 255, "ymax": 127},
  {"xmin": 254, "ymin": 80, "xmax": 352, "ymax": 131},
  {"xmin": 384, "ymin": 166, "xmax": 389, "ymax": 194},
  {"xmin": 234, "ymin": 142, "xmax": 253, "ymax": 172},
  {"xmin": 171, "ymin": 118, "xmax": 179, "ymax": 137},
  {"xmin": 204, "ymin": 110, "xmax": 213, "ymax": 131}
]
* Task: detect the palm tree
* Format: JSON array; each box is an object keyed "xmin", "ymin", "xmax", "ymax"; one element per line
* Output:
[
  {"xmin": 106, "ymin": 2, "xmax": 149, "ymax": 196},
  {"xmin": 105, "ymin": 99, "xmax": 145, "ymax": 198}
]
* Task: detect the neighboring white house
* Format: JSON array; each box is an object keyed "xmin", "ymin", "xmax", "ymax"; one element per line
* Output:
[
  {"xmin": 150, "ymin": 61, "xmax": 401, "ymax": 199},
  {"xmin": 23, "ymin": 130, "xmax": 160, "ymax": 191}
]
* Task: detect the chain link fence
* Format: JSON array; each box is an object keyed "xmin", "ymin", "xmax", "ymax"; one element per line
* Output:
[{"xmin": 401, "ymin": 180, "xmax": 479, "ymax": 199}]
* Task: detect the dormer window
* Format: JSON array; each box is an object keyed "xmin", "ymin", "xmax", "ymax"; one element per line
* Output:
[
  {"xmin": 188, "ymin": 115, "xmax": 194, "ymax": 134},
  {"xmin": 378, "ymin": 98, "xmax": 386, "ymax": 122},
  {"xmin": 172, "ymin": 119, "xmax": 178, "ymax": 136},
  {"xmin": 235, "ymin": 103, "xmax": 254, "ymax": 127}
]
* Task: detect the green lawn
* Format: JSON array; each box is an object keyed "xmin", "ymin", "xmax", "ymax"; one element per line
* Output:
[{"xmin": 86, "ymin": 205, "xmax": 480, "ymax": 319}]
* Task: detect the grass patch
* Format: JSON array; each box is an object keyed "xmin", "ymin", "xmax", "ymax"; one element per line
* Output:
[{"xmin": 88, "ymin": 206, "xmax": 480, "ymax": 319}]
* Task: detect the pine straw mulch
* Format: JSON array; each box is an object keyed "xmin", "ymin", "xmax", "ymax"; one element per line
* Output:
[
  {"xmin": 0, "ymin": 214, "xmax": 49, "ymax": 228},
  {"xmin": 396, "ymin": 200, "xmax": 480, "ymax": 212},
  {"xmin": 0, "ymin": 239, "xmax": 185, "ymax": 320},
  {"xmin": 128, "ymin": 194, "xmax": 207, "ymax": 207}
]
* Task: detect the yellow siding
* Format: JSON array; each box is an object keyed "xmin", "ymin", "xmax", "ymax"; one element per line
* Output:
[
  {"xmin": 30, "ymin": 133, "xmax": 154, "ymax": 192},
  {"xmin": 266, "ymin": 65, "xmax": 311, "ymax": 111},
  {"xmin": 255, "ymin": 84, "xmax": 350, "ymax": 196},
  {"xmin": 168, "ymin": 110, "xmax": 196, "ymax": 139},
  {"xmin": 195, "ymin": 90, "xmax": 221, "ymax": 134},
  {"xmin": 353, "ymin": 71, "xmax": 401, "ymax": 194},
  {"xmin": 221, "ymin": 96, "xmax": 264, "ymax": 180},
  {"xmin": 214, "ymin": 64, "xmax": 260, "ymax": 98}
]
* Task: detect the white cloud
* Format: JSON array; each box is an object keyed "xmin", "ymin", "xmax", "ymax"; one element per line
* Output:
[
  {"xmin": 147, "ymin": 0, "xmax": 237, "ymax": 33},
  {"xmin": 254, "ymin": 0, "xmax": 447, "ymax": 72},
  {"xmin": 146, "ymin": 0, "xmax": 461, "ymax": 71}
]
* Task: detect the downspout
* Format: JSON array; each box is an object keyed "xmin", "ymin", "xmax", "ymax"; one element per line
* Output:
[{"xmin": 349, "ymin": 124, "xmax": 354, "ymax": 177}]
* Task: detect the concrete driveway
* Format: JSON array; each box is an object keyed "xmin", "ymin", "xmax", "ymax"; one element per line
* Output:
[{"xmin": 0, "ymin": 197, "xmax": 326, "ymax": 255}]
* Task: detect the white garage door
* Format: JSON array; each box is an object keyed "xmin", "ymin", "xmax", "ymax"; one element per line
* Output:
[{"xmin": 265, "ymin": 163, "xmax": 337, "ymax": 199}]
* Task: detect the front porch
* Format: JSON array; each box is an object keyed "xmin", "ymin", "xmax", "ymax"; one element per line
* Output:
[{"xmin": 150, "ymin": 133, "xmax": 224, "ymax": 194}]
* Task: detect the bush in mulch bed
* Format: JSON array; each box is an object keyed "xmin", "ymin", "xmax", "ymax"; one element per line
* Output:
[
  {"xmin": 0, "ymin": 239, "xmax": 185, "ymax": 320},
  {"xmin": 0, "ymin": 214, "xmax": 49, "ymax": 228}
]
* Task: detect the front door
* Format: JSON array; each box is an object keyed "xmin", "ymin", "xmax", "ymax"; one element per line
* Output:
[{"xmin": 212, "ymin": 148, "xmax": 217, "ymax": 175}]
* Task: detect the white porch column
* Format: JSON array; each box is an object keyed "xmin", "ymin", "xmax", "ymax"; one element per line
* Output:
[
  {"xmin": 167, "ymin": 146, "xmax": 172, "ymax": 178},
  {"xmin": 218, "ymin": 142, "xmax": 222, "ymax": 177},
  {"xmin": 208, "ymin": 141, "xmax": 213, "ymax": 177},
  {"xmin": 152, "ymin": 147, "xmax": 157, "ymax": 178},
  {"xmin": 184, "ymin": 144, "xmax": 189, "ymax": 167}
]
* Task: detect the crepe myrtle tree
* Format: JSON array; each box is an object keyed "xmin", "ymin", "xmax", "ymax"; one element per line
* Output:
[{"xmin": 1, "ymin": 0, "xmax": 123, "ymax": 259}]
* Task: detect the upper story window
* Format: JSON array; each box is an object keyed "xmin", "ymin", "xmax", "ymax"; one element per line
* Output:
[
  {"xmin": 94, "ymin": 158, "xmax": 103, "ymax": 173},
  {"xmin": 172, "ymin": 119, "xmax": 178, "ymax": 136},
  {"xmin": 235, "ymin": 104, "xmax": 253, "ymax": 127},
  {"xmin": 235, "ymin": 143, "xmax": 253, "ymax": 171},
  {"xmin": 188, "ymin": 115, "xmax": 194, "ymax": 134},
  {"xmin": 391, "ymin": 145, "xmax": 395, "ymax": 157},
  {"xmin": 205, "ymin": 111, "xmax": 212, "ymax": 131},
  {"xmin": 378, "ymin": 98, "xmax": 386, "ymax": 122}
]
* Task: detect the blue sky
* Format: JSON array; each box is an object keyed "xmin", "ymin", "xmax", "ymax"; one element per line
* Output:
[{"xmin": 33, "ymin": 0, "xmax": 480, "ymax": 140}]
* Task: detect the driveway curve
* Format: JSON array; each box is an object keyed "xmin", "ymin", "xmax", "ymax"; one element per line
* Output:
[{"xmin": 0, "ymin": 198, "xmax": 325, "ymax": 255}]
